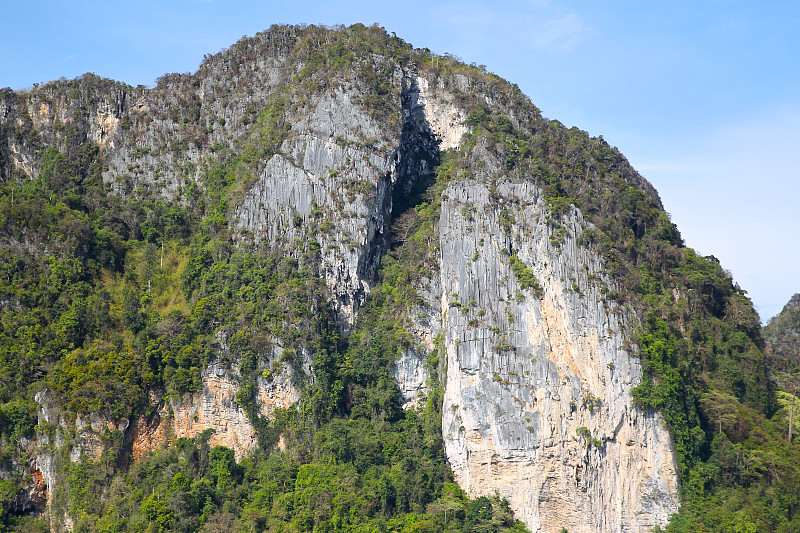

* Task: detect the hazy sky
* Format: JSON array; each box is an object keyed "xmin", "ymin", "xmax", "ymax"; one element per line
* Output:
[{"xmin": 2, "ymin": 0, "xmax": 798, "ymax": 321}]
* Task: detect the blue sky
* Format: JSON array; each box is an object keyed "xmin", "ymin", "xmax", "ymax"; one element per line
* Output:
[{"xmin": 2, "ymin": 0, "xmax": 798, "ymax": 321}]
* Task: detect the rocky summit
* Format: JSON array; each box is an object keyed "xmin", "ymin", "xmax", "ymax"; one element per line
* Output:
[{"xmin": 1, "ymin": 24, "xmax": 798, "ymax": 533}]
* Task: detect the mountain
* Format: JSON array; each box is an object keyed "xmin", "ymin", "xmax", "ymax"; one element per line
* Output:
[{"xmin": 0, "ymin": 23, "xmax": 798, "ymax": 533}]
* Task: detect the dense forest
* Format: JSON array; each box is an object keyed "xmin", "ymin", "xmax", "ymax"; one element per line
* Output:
[{"xmin": 0, "ymin": 24, "xmax": 798, "ymax": 533}]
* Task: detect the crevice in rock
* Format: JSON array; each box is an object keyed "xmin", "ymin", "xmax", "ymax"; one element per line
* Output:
[{"xmin": 356, "ymin": 76, "xmax": 441, "ymax": 285}]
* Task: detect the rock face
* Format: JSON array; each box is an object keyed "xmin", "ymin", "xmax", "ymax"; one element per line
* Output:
[
  {"xmin": 129, "ymin": 358, "xmax": 303, "ymax": 462},
  {"xmin": 232, "ymin": 87, "xmax": 396, "ymax": 328},
  {"xmin": 231, "ymin": 72, "xmax": 464, "ymax": 329},
  {"xmin": 421, "ymin": 179, "xmax": 679, "ymax": 531},
  {"xmin": 32, "ymin": 355, "xmax": 304, "ymax": 527},
  {"xmin": 392, "ymin": 346, "xmax": 432, "ymax": 409}
]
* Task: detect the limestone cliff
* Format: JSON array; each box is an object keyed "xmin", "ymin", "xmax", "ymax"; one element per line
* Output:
[
  {"xmin": 31, "ymin": 351, "xmax": 305, "ymax": 528},
  {"xmin": 432, "ymin": 180, "xmax": 678, "ymax": 531},
  {"xmin": 231, "ymin": 87, "xmax": 395, "ymax": 328},
  {"xmin": 391, "ymin": 76, "xmax": 680, "ymax": 531}
]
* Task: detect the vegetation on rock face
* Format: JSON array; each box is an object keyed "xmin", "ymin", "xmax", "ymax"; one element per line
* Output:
[
  {"xmin": 0, "ymin": 22, "xmax": 798, "ymax": 533},
  {"xmin": 509, "ymin": 255, "xmax": 543, "ymax": 297}
]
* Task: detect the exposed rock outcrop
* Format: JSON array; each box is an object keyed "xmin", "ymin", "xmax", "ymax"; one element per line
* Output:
[
  {"xmin": 409, "ymin": 178, "xmax": 679, "ymax": 532},
  {"xmin": 233, "ymin": 88, "xmax": 396, "ymax": 328},
  {"xmin": 128, "ymin": 359, "xmax": 302, "ymax": 462},
  {"xmin": 31, "ymin": 354, "xmax": 306, "ymax": 526}
]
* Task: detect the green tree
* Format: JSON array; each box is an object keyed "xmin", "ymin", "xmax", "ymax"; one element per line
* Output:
[{"xmin": 700, "ymin": 390, "xmax": 740, "ymax": 434}]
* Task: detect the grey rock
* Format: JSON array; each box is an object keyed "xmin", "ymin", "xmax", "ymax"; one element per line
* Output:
[{"xmin": 423, "ymin": 179, "xmax": 679, "ymax": 532}]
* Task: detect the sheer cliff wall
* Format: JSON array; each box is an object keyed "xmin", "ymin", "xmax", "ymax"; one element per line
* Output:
[{"xmin": 433, "ymin": 180, "xmax": 678, "ymax": 532}]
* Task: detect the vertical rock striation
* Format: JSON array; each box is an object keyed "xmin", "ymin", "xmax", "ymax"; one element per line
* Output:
[
  {"xmin": 232, "ymin": 88, "xmax": 396, "ymax": 328},
  {"xmin": 425, "ymin": 179, "xmax": 679, "ymax": 532}
]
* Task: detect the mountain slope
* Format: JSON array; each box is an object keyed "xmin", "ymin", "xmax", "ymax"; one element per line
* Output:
[
  {"xmin": 764, "ymin": 294, "xmax": 800, "ymax": 379},
  {"xmin": 0, "ymin": 23, "xmax": 798, "ymax": 533}
]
